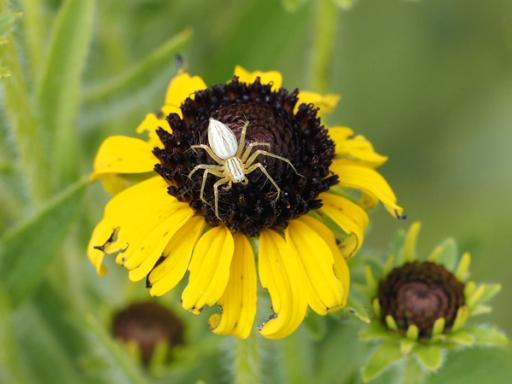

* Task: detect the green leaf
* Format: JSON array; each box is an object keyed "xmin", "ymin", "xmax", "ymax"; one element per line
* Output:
[
  {"xmin": 84, "ymin": 314, "xmax": 149, "ymax": 384},
  {"xmin": 448, "ymin": 331, "xmax": 475, "ymax": 347},
  {"xmin": 0, "ymin": 178, "xmax": 88, "ymax": 302},
  {"xmin": 13, "ymin": 302, "xmax": 83, "ymax": 383},
  {"xmin": 281, "ymin": 0, "xmax": 309, "ymax": 13},
  {"xmin": 36, "ymin": 0, "xmax": 96, "ymax": 188},
  {"xmin": 346, "ymin": 295, "xmax": 371, "ymax": 324},
  {"xmin": 31, "ymin": 282, "xmax": 149, "ymax": 384},
  {"xmin": 427, "ymin": 238, "xmax": 458, "ymax": 270},
  {"xmin": 414, "ymin": 344, "xmax": 444, "ymax": 372},
  {"xmin": 362, "ymin": 342, "xmax": 403, "ymax": 382},
  {"xmin": 0, "ymin": 9, "xmax": 20, "ymax": 35},
  {"xmin": 0, "ymin": 292, "xmax": 29, "ymax": 384},
  {"xmin": 388, "ymin": 229, "xmax": 406, "ymax": 261},
  {"xmin": 475, "ymin": 283, "xmax": 501, "ymax": 305},
  {"xmin": 333, "ymin": 0, "xmax": 358, "ymax": 10},
  {"xmin": 303, "ymin": 312, "xmax": 327, "ymax": 340},
  {"xmin": 359, "ymin": 322, "xmax": 391, "ymax": 342},
  {"xmin": 469, "ymin": 326, "xmax": 508, "ymax": 347},
  {"xmin": 398, "ymin": 222, "xmax": 421, "ymax": 264},
  {"xmin": 81, "ymin": 28, "xmax": 192, "ymax": 126}
]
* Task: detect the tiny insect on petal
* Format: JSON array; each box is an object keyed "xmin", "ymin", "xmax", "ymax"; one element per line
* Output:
[{"xmin": 208, "ymin": 118, "xmax": 239, "ymax": 159}]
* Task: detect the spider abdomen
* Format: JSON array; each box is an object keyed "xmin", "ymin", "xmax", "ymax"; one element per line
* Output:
[
  {"xmin": 225, "ymin": 157, "xmax": 245, "ymax": 183},
  {"xmin": 208, "ymin": 118, "xmax": 238, "ymax": 159}
]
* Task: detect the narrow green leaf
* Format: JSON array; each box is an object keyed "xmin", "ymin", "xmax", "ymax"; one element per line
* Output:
[
  {"xmin": 448, "ymin": 331, "xmax": 475, "ymax": 347},
  {"xmin": 0, "ymin": 292, "xmax": 29, "ymax": 384},
  {"xmin": 399, "ymin": 222, "xmax": 421, "ymax": 263},
  {"xmin": 0, "ymin": 8, "xmax": 20, "ymax": 35},
  {"xmin": 303, "ymin": 312, "xmax": 327, "ymax": 340},
  {"xmin": 0, "ymin": 178, "xmax": 88, "ymax": 302},
  {"xmin": 0, "ymin": 36, "xmax": 49, "ymax": 203},
  {"xmin": 388, "ymin": 229, "xmax": 406, "ymax": 261},
  {"xmin": 346, "ymin": 295, "xmax": 371, "ymax": 324},
  {"xmin": 333, "ymin": 0, "xmax": 358, "ymax": 10},
  {"xmin": 362, "ymin": 342, "xmax": 403, "ymax": 382},
  {"xmin": 13, "ymin": 303, "xmax": 83, "ymax": 383},
  {"xmin": 281, "ymin": 0, "xmax": 308, "ymax": 13},
  {"xmin": 31, "ymin": 281, "xmax": 149, "ymax": 383},
  {"xmin": 19, "ymin": 0, "xmax": 47, "ymax": 76},
  {"xmin": 36, "ymin": 0, "xmax": 96, "ymax": 188},
  {"xmin": 82, "ymin": 28, "xmax": 192, "ymax": 126},
  {"xmin": 469, "ymin": 326, "xmax": 508, "ymax": 347},
  {"xmin": 475, "ymin": 283, "xmax": 501, "ymax": 305},
  {"xmin": 85, "ymin": 314, "xmax": 149, "ymax": 384},
  {"xmin": 428, "ymin": 238, "xmax": 458, "ymax": 270},
  {"xmin": 414, "ymin": 344, "xmax": 444, "ymax": 372},
  {"xmin": 359, "ymin": 322, "xmax": 391, "ymax": 342}
]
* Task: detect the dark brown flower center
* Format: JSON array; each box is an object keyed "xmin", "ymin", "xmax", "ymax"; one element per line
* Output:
[
  {"xmin": 378, "ymin": 261, "xmax": 465, "ymax": 338},
  {"xmin": 111, "ymin": 302, "xmax": 184, "ymax": 365},
  {"xmin": 154, "ymin": 77, "xmax": 337, "ymax": 236}
]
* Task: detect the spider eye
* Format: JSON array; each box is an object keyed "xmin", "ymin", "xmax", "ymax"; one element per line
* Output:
[{"xmin": 208, "ymin": 118, "xmax": 238, "ymax": 159}]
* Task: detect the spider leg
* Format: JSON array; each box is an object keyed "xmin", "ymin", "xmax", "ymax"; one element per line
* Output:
[
  {"xmin": 213, "ymin": 178, "xmax": 230, "ymax": 220},
  {"xmin": 236, "ymin": 121, "xmax": 250, "ymax": 158},
  {"xmin": 198, "ymin": 168, "xmax": 224, "ymax": 206},
  {"xmin": 245, "ymin": 149, "xmax": 301, "ymax": 176},
  {"xmin": 246, "ymin": 163, "xmax": 281, "ymax": 201},
  {"xmin": 240, "ymin": 142, "xmax": 271, "ymax": 162},
  {"xmin": 222, "ymin": 181, "xmax": 233, "ymax": 191},
  {"xmin": 190, "ymin": 144, "xmax": 224, "ymax": 164},
  {"xmin": 188, "ymin": 164, "xmax": 222, "ymax": 179}
]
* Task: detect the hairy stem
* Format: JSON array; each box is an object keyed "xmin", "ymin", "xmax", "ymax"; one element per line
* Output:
[
  {"xmin": 233, "ymin": 332, "xmax": 262, "ymax": 384},
  {"xmin": 310, "ymin": 0, "xmax": 338, "ymax": 93}
]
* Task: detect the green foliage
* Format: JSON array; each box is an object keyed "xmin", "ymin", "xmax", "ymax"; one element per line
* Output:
[
  {"xmin": 82, "ymin": 28, "xmax": 192, "ymax": 127},
  {"xmin": 0, "ymin": 0, "xmax": 510, "ymax": 383},
  {"xmin": 36, "ymin": 0, "xmax": 96, "ymax": 188},
  {"xmin": 0, "ymin": 178, "xmax": 87, "ymax": 302}
]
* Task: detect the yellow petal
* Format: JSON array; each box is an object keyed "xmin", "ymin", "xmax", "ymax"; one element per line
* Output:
[
  {"xmin": 328, "ymin": 128, "xmax": 388, "ymax": 167},
  {"xmin": 285, "ymin": 220, "xmax": 345, "ymax": 315},
  {"xmin": 149, "ymin": 215, "xmax": 206, "ymax": 296},
  {"xmin": 298, "ymin": 216, "xmax": 350, "ymax": 298},
  {"xmin": 258, "ymin": 229, "xmax": 308, "ymax": 339},
  {"xmin": 328, "ymin": 126, "xmax": 354, "ymax": 142},
  {"xmin": 136, "ymin": 113, "xmax": 168, "ymax": 147},
  {"xmin": 319, "ymin": 192, "xmax": 369, "ymax": 257},
  {"xmin": 87, "ymin": 176, "xmax": 184, "ymax": 275},
  {"xmin": 91, "ymin": 136, "xmax": 156, "ymax": 179},
  {"xmin": 297, "ymin": 91, "xmax": 340, "ymax": 114},
  {"xmin": 208, "ymin": 233, "xmax": 257, "ymax": 339},
  {"xmin": 181, "ymin": 226, "xmax": 234, "ymax": 314},
  {"xmin": 234, "ymin": 65, "xmax": 282, "ymax": 90},
  {"xmin": 98, "ymin": 174, "xmax": 133, "ymax": 195},
  {"xmin": 330, "ymin": 160, "xmax": 404, "ymax": 217},
  {"xmin": 164, "ymin": 71, "xmax": 207, "ymax": 109},
  {"xmin": 126, "ymin": 207, "xmax": 194, "ymax": 281}
]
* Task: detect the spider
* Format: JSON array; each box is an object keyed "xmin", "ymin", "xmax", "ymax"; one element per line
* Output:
[{"xmin": 188, "ymin": 117, "xmax": 299, "ymax": 220}]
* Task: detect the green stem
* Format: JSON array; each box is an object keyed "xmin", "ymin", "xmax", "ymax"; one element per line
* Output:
[
  {"xmin": 310, "ymin": 0, "xmax": 338, "ymax": 93},
  {"xmin": 402, "ymin": 358, "xmax": 427, "ymax": 384},
  {"xmin": 233, "ymin": 333, "xmax": 262, "ymax": 384}
]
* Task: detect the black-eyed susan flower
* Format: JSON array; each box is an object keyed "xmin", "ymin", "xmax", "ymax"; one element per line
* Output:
[
  {"xmin": 87, "ymin": 66, "xmax": 402, "ymax": 340},
  {"xmin": 360, "ymin": 223, "xmax": 507, "ymax": 382}
]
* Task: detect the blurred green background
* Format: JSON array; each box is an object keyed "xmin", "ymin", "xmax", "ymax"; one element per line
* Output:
[{"xmin": 1, "ymin": 0, "xmax": 511, "ymax": 383}]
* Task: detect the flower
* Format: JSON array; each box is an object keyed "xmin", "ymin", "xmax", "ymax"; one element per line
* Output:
[
  {"xmin": 360, "ymin": 223, "xmax": 507, "ymax": 382},
  {"xmin": 112, "ymin": 301, "xmax": 184, "ymax": 365},
  {"xmin": 87, "ymin": 66, "xmax": 402, "ymax": 339}
]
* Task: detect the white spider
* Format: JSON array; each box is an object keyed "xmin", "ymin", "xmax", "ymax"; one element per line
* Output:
[{"xmin": 188, "ymin": 117, "xmax": 299, "ymax": 220}]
